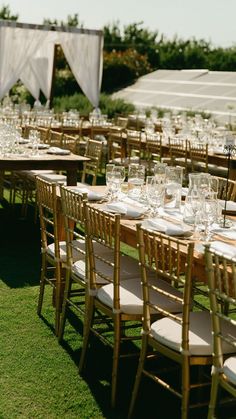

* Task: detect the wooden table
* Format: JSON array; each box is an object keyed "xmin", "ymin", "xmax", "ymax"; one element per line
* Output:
[{"xmin": 0, "ymin": 152, "xmax": 90, "ymax": 186}]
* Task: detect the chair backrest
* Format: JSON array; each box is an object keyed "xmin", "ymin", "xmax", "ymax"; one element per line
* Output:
[
  {"xmin": 84, "ymin": 204, "xmax": 121, "ymax": 308},
  {"xmin": 107, "ymin": 128, "xmax": 125, "ymax": 162},
  {"xmin": 37, "ymin": 126, "xmax": 50, "ymax": 144},
  {"xmin": 81, "ymin": 138, "xmax": 103, "ymax": 185},
  {"xmin": 47, "ymin": 130, "xmax": 63, "ymax": 147},
  {"xmin": 205, "ymin": 244, "xmax": 236, "ymax": 368},
  {"xmin": 126, "ymin": 130, "xmax": 142, "ymax": 163},
  {"xmin": 36, "ymin": 177, "xmax": 60, "ymax": 258},
  {"xmin": 62, "ymin": 134, "xmax": 78, "ymax": 154},
  {"xmin": 116, "ymin": 116, "xmax": 128, "ymax": 129},
  {"xmin": 137, "ymin": 224, "xmax": 194, "ymax": 346},
  {"xmin": 169, "ymin": 137, "xmax": 189, "ymax": 165},
  {"xmin": 145, "ymin": 132, "xmax": 162, "ymax": 170},
  {"xmin": 212, "ymin": 175, "xmax": 236, "ymax": 201},
  {"xmin": 60, "ymin": 185, "xmax": 87, "ymax": 274},
  {"xmin": 189, "ymin": 142, "xmax": 208, "ymax": 172}
]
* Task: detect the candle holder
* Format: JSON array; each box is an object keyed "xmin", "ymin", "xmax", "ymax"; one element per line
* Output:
[{"xmin": 222, "ymin": 144, "xmax": 236, "ymax": 228}]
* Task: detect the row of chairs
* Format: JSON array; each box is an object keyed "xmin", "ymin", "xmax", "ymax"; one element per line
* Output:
[
  {"xmin": 108, "ymin": 130, "xmax": 228, "ymax": 180},
  {"xmin": 36, "ymin": 177, "xmax": 236, "ymax": 418}
]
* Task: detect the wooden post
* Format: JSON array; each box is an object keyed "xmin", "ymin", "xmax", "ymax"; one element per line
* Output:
[{"xmin": 49, "ymin": 43, "xmax": 59, "ymax": 108}]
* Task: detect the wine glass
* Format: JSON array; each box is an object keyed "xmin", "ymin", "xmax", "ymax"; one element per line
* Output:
[
  {"xmin": 201, "ymin": 194, "xmax": 219, "ymax": 241},
  {"xmin": 184, "ymin": 190, "xmax": 202, "ymax": 239},
  {"xmin": 105, "ymin": 164, "xmax": 115, "ymax": 200},
  {"xmin": 146, "ymin": 176, "xmax": 164, "ymax": 217}
]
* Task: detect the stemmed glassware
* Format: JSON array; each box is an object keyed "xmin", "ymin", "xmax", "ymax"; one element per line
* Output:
[
  {"xmin": 184, "ymin": 190, "xmax": 202, "ymax": 239},
  {"xmin": 146, "ymin": 175, "xmax": 164, "ymax": 217},
  {"xmin": 105, "ymin": 164, "xmax": 123, "ymax": 201},
  {"xmin": 200, "ymin": 193, "xmax": 219, "ymax": 241},
  {"xmin": 29, "ymin": 129, "xmax": 41, "ymax": 156}
]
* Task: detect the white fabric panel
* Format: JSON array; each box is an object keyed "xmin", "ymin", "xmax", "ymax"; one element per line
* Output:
[
  {"xmin": 60, "ymin": 31, "xmax": 103, "ymax": 107},
  {"xmin": 20, "ymin": 63, "xmax": 40, "ymax": 100},
  {"xmin": 30, "ymin": 32, "xmax": 57, "ymax": 99},
  {"xmin": 0, "ymin": 26, "xmax": 47, "ymax": 99}
]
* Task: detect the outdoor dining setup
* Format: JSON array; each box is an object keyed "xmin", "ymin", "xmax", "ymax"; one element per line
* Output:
[
  {"xmin": 34, "ymin": 151, "xmax": 236, "ymax": 417},
  {"xmin": 1, "ymin": 108, "xmax": 236, "ymax": 418}
]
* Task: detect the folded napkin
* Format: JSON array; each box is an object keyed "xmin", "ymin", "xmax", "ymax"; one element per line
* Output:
[
  {"xmin": 211, "ymin": 227, "xmax": 236, "ymax": 240},
  {"xmin": 28, "ymin": 143, "xmax": 49, "ymax": 149},
  {"xmin": 47, "ymin": 147, "xmax": 70, "ymax": 155},
  {"xmin": 219, "ymin": 200, "xmax": 236, "ymax": 212},
  {"xmin": 74, "ymin": 186, "xmax": 104, "ymax": 201},
  {"xmin": 106, "ymin": 202, "xmax": 146, "ymax": 218},
  {"xmin": 145, "ymin": 217, "xmax": 191, "ymax": 236},
  {"xmin": 212, "ymin": 146, "xmax": 225, "ymax": 155},
  {"xmin": 210, "ymin": 241, "xmax": 236, "ymax": 259}
]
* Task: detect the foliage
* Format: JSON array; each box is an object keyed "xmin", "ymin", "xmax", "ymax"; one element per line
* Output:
[
  {"xmin": 43, "ymin": 13, "xmax": 82, "ymax": 28},
  {"xmin": 0, "ymin": 4, "xmax": 18, "ymax": 20},
  {"xmin": 52, "ymin": 92, "xmax": 135, "ymax": 118},
  {"xmin": 102, "ymin": 48, "xmax": 151, "ymax": 92}
]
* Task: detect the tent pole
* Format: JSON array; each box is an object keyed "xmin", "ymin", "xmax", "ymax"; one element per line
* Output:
[{"xmin": 49, "ymin": 43, "xmax": 59, "ymax": 108}]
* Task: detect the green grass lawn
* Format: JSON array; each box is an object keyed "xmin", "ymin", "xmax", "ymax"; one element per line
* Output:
[{"xmin": 0, "ymin": 199, "xmax": 235, "ymax": 419}]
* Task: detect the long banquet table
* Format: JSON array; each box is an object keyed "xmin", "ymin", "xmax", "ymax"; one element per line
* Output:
[
  {"xmin": 0, "ymin": 152, "xmax": 90, "ymax": 186},
  {"xmin": 56, "ymin": 184, "xmax": 236, "ymax": 284}
]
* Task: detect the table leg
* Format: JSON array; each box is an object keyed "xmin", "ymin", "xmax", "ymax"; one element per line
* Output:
[{"xmin": 66, "ymin": 169, "xmax": 77, "ymax": 186}]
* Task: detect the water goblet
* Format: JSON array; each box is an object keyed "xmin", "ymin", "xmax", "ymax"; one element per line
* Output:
[{"xmin": 146, "ymin": 176, "xmax": 164, "ymax": 217}]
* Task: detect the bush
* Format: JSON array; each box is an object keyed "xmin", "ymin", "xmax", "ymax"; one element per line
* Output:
[
  {"xmin": 53, "ymin": 93, "xmax": 135, "ymax": 118},
  {"xmin": 102, "ymin": 49, "xmax": 152, "ymax": 92}
]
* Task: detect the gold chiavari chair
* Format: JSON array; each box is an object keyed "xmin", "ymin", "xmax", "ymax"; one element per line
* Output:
[
  {"xmin": 189, "ymin": 142, "xmax": 208, "ymax": 173},
  {"xmin": 58, "ymin": 186, "xmax": 117, "ymax": 341},
  {"xmin": 79, "ymin": 204, "xmax": 184, "ymax": 407},
  {"xmin": 47, "ymin": 130, "xmax": 64, "ymax": 147},
  {"xmin": 145, "ymin": 132, "xmax": 163, "ymax": 173},
  {"xmin": 126, "ymin": 129, "xmax": 143, "ymax": 164},
  {"xmin": 36, "ymin": 177, "xmax": 64, "ymax": 335},
  {"xmin": 205, "ymin": 244, "xmax": 236, "ymax": 419},
  {"xmin": 62, "ymin": 134, "xmax": 78, "ymax": 154},
  {"xmin": 128, "ymin": 225, "xmax": 216, "ymax": 419},
  {"xmin": 81, "ymin": 138, "xmax": 103, "ymax": 185},
  {"xmin": 107, "ymin": 128, "xmax": 126, "ymax": 165},
  {"xmin": 212, "ymin": 175, "xmax": 236, "ymax": 201}
]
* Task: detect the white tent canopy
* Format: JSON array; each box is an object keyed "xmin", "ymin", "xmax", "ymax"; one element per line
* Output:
[{"xmin": 0, "ymin": 20, "xmax": 103, "ymax": 107}]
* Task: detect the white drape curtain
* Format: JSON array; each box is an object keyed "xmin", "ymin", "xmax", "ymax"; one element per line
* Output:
[
  {"xmin": 20, "ymin": 64, "xmax": 40, "ymax": 100},
  {"xmin": 30, "ymin": 32, "xmax": 57, "ymax": 100},
  {"xmin": 0, "ymin": 23, "xmax": 103, "ymax": 107},
  {"xmin": 59, "ymin": 32, "xmax": 103, "ymax": 108},
  {"xmin": 0, "ymin": 25, "xmax": 47, "ymax": 100}
]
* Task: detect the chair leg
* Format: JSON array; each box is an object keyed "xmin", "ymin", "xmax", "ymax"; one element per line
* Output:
[
  {"xmin": 181, "ymin": 356, "xmax": 190, "ymax": 419},
  {"xmin": 207, "ymin": 371, "xmax": 219, "ymax": 419},
  {"xmin": 55, "ymin": 262, "xmax": 62, "ymax": 336},
  {"xmin": 58, "ymin": 270, "xmax": 73, "ymax": 342},
  {"xmin": 128, "ymin": 334, "xmax": 148, "ymax": 419},
  {"xmin": 78, "ymin": 294, "xmax": 95, "ymax": 373},
  {"xmin": 37, "ymin": 255, "xmax": 47, "ymax": 316},
  {"xmin": 111, "ymin": 315, "xmax": 121, "ymax": 408}
]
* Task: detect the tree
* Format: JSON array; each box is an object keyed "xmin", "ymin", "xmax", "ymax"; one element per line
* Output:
[
  {"xmin": 0, "ymin": 4, "xmax": 18, "ymax": 20},
  {"xmin": 43, "ymin": 13, "xmax": 82, "ymax": 28}
]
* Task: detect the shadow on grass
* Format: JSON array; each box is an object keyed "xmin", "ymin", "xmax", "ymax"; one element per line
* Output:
[{"xmin": 0, "ymin": 203, "xmax": 41, "ymax": 288}]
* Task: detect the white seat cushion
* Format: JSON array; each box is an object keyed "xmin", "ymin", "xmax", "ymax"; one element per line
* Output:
[
  {"xmin": 223, "ymin": 356, "xmax": 236, "ymax": 385},
  {"xmin": 47, "ymin": 240, "xmax": 84, "ymax": 262},
  {"xmin": 47, "ymin": 240, "xmax": 114, "ymax": 263},
  {"xmin": 97, "ymin": 276, "xmax": 183, "ymax": 315},
  {"xmin": 37, "ymin": 173, "xmax": 67, "ymax": 183},
  {"xmin": 151, "ymin": 311, "xmax": 236, "ymax": 356}
]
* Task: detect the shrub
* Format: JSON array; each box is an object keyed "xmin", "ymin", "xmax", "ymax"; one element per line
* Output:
[{"xmin": 53, "ymin": 93, "xmax": 135, "ymax": 119}]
